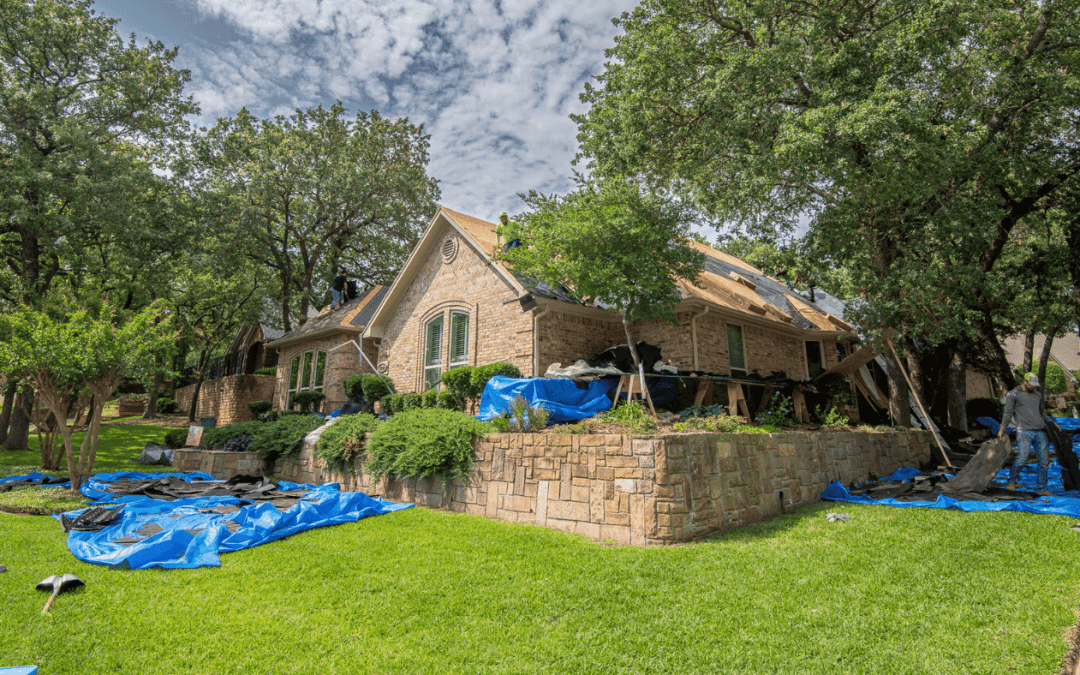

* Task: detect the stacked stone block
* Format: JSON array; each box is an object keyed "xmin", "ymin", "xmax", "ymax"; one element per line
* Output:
[
  {"xmin": 176, "ymin": 427, "xmax": 930, "ymax": 545},
  {"xmin": 174, "ymin": 374, "xmax": 276, "ymax": 425}
]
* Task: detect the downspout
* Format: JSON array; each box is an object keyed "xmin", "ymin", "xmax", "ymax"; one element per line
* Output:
[
  {"xmin": 691, "ymin": 304, "xmax": 708, "ymax": 369},
  {"xmin": 532, "ymin": 303, "xmax": 552, "ymax": 377}
]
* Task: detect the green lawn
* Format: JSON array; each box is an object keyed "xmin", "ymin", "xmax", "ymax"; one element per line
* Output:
[{"xmin": 2, "ymin": 427, "xmax": 1079, "ymax": 674}]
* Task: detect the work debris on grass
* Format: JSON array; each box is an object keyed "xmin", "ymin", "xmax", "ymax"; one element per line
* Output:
[
  {"xmin": 0, "ymin": 471, "xmax": 411, "ymax": 570},
  {"xmin": 823, "ymin": 416, "xmax": 1080, "ymax": 519}
]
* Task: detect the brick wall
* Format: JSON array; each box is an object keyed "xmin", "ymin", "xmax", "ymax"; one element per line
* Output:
[
  {"xmin": 174, "ymin": 374, "xmax": 276, "ymax": 425},
  {"xmin": 273, "ymin": 336, "xmax": 377, "ymax": 412},
  {"xmin": 175, "ymin": 427, "xmax": 931, "ymax": 544},
  {"xmin": 535, "ymin": 308, "xmax": 623, "ymax": 374},
  {"xmin": 378, "ymin": 227, "xmax": 534, "ymax": 390}
]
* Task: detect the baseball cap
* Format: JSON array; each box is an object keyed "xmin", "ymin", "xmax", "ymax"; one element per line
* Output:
[{"xmin": 1026, "ymin": 372, "xmax": 1040, "ymax": 387}]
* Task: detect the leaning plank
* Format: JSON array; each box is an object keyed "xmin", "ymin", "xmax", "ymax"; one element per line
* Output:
[
  {"xmin": 944, "ymin": 436, "xmax": 1011, "ymax": 493},
  {"xmin": 1048, "ymin": 422, "xmax": 1080, "ymax": 491}
]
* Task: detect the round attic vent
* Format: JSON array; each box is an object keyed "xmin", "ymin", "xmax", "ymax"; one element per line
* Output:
[{"xmin": 441, "ymin": 237, "xmax": 458, "ymax": 263}]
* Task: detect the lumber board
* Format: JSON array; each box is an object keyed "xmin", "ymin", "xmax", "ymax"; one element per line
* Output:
[{"xmin": 944, "ymin": 436, "xmax": 1011, "ymax": 493}]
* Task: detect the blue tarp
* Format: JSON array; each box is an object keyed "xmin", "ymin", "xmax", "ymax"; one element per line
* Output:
[
  {"xmin": 477, "ymin": 376, "xmax": 614, "ymax": 423},
  {"xmin": 0, "ymin": 472, "xmax": 70, "ymax": 489},
  {"xmin": 823, "ymin": 416, "xmax": 1080, "ymax": 518},
  {"xmin": 46, "ymin": 471, "xmax": 411, "ymax": 570}
]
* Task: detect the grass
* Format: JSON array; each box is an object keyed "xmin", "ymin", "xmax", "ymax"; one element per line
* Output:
[{"xmin": 2, "ymin": 426, "xmax": 1080, "ymax": 673}]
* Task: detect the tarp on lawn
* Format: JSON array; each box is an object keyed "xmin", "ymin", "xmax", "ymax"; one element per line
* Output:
[
  {"xmin": 477, "ymin": 375, "xmax": 614, "ymax": 423},
  {"xmin": 51, "ymin": 471, "xmax": 411, "ymax": 570},
  {"xmin": 822, "ymin": 416, "xmax": 1080, "ymax": 518}
]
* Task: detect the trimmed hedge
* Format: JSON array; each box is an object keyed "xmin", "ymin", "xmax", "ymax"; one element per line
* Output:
[
  {"xmin": 202, "ymin": 421, "xmax": 265, "ymax": 448},
  {"xmin": 250, "ymin": 414, "xmax": 323, "ymax": 464}
]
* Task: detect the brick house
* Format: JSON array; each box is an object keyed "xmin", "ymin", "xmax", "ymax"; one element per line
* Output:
[
  {"xmin": 362, "ymin": 207, "xmax": 856, "ymax": 401},
  {"xmin": 265, "ymin": 285, "xmax": 388, "ymax": 414}
]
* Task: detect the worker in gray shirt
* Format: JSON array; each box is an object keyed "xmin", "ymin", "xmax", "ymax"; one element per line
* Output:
[{"xmin": 998, "ymin": 372, "xmax": 1050, "ymax": 495}]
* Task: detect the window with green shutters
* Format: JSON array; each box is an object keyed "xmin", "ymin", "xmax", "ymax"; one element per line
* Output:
[
  {"xmin": 727, "ymin": 324, "xmax": 747, "ymax": 377},
  {"xmin": 288, "ymin": 350, "xmax": 327, "ymax": 409},
  {"xmin": 449, "ymin": 312, "xmax": 469, "ymax": 367},
  {"xmin": 424, "ymin": 315, "xmax": 444, "ymax": 390}
]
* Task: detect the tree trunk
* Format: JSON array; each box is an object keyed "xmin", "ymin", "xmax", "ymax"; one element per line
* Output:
[
  {"xmin": 1022, "ymin": 327, "xmax": 1035, "ymax": 376},
  {"xmin": 143, "ymin": 369, "xmax": 164, "ymax": 420},
  {"xmin": 3, "ymin": 390, "xmax": 32, "ymax": 450},
  {"xmin": 882, "ymin": 350, "xmax": 911, "ymax": 428},
  {"xmin": 1038, "ymin": 329, "xmax": 1056, "ymax": 396},
  {"xmin": 948, "ymin": 348, "xmax": 967, "ymax": 431},
  {"xmin": 187, "ymin": 350, "xmax": 209, "ymax": 423},
  {"xmin": 0, "ymin": 380, "xmax": 16, "ymax": 446}
]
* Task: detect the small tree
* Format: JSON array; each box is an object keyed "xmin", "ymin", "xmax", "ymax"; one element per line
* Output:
[
  {"xmin": 0, "ymin": 305, "xmax": 174, "ymax": 489},
  {"xmin": 502, "ymin": 178, "xmax": 704, "ymax": 388}
]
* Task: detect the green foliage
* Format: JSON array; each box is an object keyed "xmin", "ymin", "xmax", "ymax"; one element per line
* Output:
[
  {"xmin": 365, "ymin": 408, "xmax": 490, "ymax": 483},
  {"xmin": 674, "ymin": 413, "xmax": 757, "ymax": 433},
  {"xmin": 343, "ymin": 374, "xmax": 366, "ymax": 402},
  {"xmin": 315, "ymin": 413, "xmax": 382, "ymax": 473},
  {"xmin": 402, "ymin": 392, "xmax": 423, "ymax": 411},
  {"xmin": 422, "ymin": 390, "xmax": 438, "ymax": 409},
  {"xmin": 201, "ymin": 421, "xmax": 265, "ymax": 448},
  {"xmin": 441, "ymin": 367, "xmax": 477, "ymax": 400},
  {"xmin": 196, "ymin": 104, "xmax": 439, "ymax": 329},
  {"xmin": 967, "ymin": 398, "xmax": 1005, "ymax": 424},
  {"xmin": 471, "ymin": 363, "xmax": 522, "ymax": 392},
  {"xmin": 815, "ymin": 374, "xmax": 855, "ymax": 409},
  {"xmin": 387, "ymin": 394, "xmax": 406, "ymax": 414},
  {"xmin": 1016, "ymin": 363, "xmax": 1069, "ymax": 396},
  {"xmin": 155, "ymin": 397, "xmax": 177, "ymax": 415},
  {"xmin": 163, "ymin": 428, "xmax": 188, "ymax": 449},
  {"xmin": 756, "ymin": 395, "xmax": 798, "ymax": 429},
  {"xmin": 362, "ymin": 374, "xmax": 396, "ymax": 401},
  {"xmin": 250, "ymin": 414, "xmax": 323, "ymax": 464},
  {"xmin": 379, "ymin": 394, "xmax": 393, "ymax": 414},
  {"xmin": 289, "ymin": 390, "xmax": 326, "ymax": 413},
  {"xmin": 436, "ymin": 391, "xmax": 462, "ymax": 411},
  {"xmin": 254, "ymin": 367, "xmax": 277, "ymax": 376},
  {"xmin": 247, "ymin": 400, "xmax": 273, "ymax": 416},
  {"xmin": 817, "ymin": 407, "xmax": 851, "ymax": 428},
  {"xmin": 500, "ymin": 395, "xmax": 550, "ymax": 432},
  {"xmin": 679, "ymin": 404, "xmax": 726, "ymax": 420},
  {"xmin": 596, "ymin": 400, "xmax": 657, "ymax": 434},
  {"xmin": 501, "ymin": 179, "xmax": 705, "ymax": 329}
]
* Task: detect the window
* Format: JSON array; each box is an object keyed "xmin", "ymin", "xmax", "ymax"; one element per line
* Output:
[
  {"xmin": 288, "ymin": 350, "xmax": 327, "ymax": 409},
  {"xmin": 424, "ymin": 315, "xmax": 444, "ymax": 390},
  {"xmin": 806, "ymin": 341, "xmax": 825, "ymax": 379},
  {"xmin": 727, "ymin": 324, "xmax": 747, "ymax": 377},
  {"xmin": 449, "ymin": 312, "xmax": 469, "ymax": 367}
]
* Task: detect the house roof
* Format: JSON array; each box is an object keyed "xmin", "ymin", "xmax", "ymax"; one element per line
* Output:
[
  {"xmin": 268, "ymin": 285, "xmax": 387, "ymax": 349},
  {"xmin": 1003, "ymin": 332, "xmax": 1080, "ymax": 373},
  {"xmin": 364, "ymin": 206, "xmax": 853, "ymax": 338}
]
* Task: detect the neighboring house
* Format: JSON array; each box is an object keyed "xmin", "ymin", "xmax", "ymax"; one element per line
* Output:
[
  {"xmin": 362, "ymin": 207, "xmax": 856, "ymax": 402},
  {"xmin": 174, "ymin": 323, "xmax": 284, "ymax": 425},
  {"xmin": 265, "ymin": 285, "xmax": 389, "ymax": 413}
]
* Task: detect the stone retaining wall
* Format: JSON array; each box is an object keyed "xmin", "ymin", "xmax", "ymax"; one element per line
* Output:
[{"xmin": 174, "ymin": 427, "xmax": 931, "ymax": 544}]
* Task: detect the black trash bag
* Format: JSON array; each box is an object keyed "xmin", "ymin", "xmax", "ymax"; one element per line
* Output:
[
  {"xmin": 61, "ymin": 505, "xmax": 124, "ymax": 532},
  {"xmin": 587, "ymin": 341, "xmax": 663, "ymax": 373}
]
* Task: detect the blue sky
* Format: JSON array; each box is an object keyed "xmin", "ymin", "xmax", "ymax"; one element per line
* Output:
[{"xmin": 92, "ymin": 0, "xmax": 639, "ymax": 222}]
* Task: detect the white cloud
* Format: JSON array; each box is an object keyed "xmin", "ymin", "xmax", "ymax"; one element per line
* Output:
[{"xmin": 173, "ymin": 0, "xmax": 637, "ymax": 215}]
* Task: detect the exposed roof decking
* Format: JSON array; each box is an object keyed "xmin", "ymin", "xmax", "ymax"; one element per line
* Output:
[{"xmin": 268, "ymin": 284, "xmax": 387, "ymax": 348}]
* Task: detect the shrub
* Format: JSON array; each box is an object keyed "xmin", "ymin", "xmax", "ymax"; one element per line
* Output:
[
  {"xmin": 387, "ymin": 394, "xmax": 406, "ymax": 414},
  {"xmin": 815, "ymin": 373, "xmax": 855, "ymax": 408},
  {"xmin": 422, "ymin": 390, "xmax": 438, "ymax": 409},
  {"xmin": 155, "ymin": 397, "xmax": 177, "ymax": 415},
  {"xmin": 966, "ymin": 397, "xmax": 1004, "ymax": 424},
  {"xmin": 362, "ymin": 374, "xmax": 395, "ymax": 401},
  {"xmin": 596, "ymin": 400, "xmax": 656, "ymax": 434},
  {"xmin": 504, "ymin": 395, "xmax": 549, "ymax": 431},
  {"xmin": 343, "ymin": 374, "xmax": 366, "ymax": 402},
  {"xmin": 254, "ymin": 366, "xmax": 277, "ymax": 376},
  {"xmin": 471, "ymin": 362, "xmax": 521, "ymax": 394},
  {"xmin": 817, "ymin": 407, "xmax": 851, "ymax": 427},
  {"xmin": 1015, "ymin": 363, "xmax": 1069, "ymax": 395},
  {"xmin": 756, "ymin": 395, "xmax": 797, "ymax": 428},
  {"xmin": 365, "ymin": 408, "xmax": 491, "ymax": 484},
  {"xmin": 441, "ymin": 367, "xmax": 476, "ymax": 400},
  {"xmin": 378, "ymin": 394, "xmax": 393, "ymax": 415},
  {"xmin": 202, "ymin": 421, "xmax": 265, "ymax": 448},
  {"xmin": 679, "ymin": 404, "xmax": 726, "ymax": 420},
  {"xmin": 163, "ymin": 428, "xmax": 188, "ymax": 449},
  {"xmin": 250, "ymin": 414, "xmax": 323, "ymax": 464},
  {"xmin": 436, "ymin": 391, "xmax": 461, "ymax": 411},
  {"xmin": 289, "ymin": 390, "xmax": 326, "ymax": 413},
  {"xmin": 115, "ymin": 380, "xmax": 146, "ymax": 395},
  {"xmin": 315, "ymin": 413, "xmax": 382, "ymax": 472},
  {"xmin": 247, "ymin": 400, "xmax": 272, "ymax": 416},
  {"xmin": 402, "ymin": 392, "xmax": 423, "ymax": 411}
]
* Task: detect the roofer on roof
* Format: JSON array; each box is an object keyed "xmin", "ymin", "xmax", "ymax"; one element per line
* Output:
[{"xmin": 496, "ymin": 211, "xmax": 522, "ymax": 250}]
